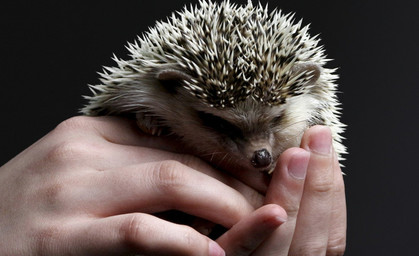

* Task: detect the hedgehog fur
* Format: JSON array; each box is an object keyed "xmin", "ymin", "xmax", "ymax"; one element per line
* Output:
[{"xmin": 82, "ymin": 0, "xmax": 346, "ymax": 173}]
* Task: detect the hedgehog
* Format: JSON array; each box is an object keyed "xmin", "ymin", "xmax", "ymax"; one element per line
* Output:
[{"xmin": 82, "ymin": 0, "xmax": 346, "ymax": 174}]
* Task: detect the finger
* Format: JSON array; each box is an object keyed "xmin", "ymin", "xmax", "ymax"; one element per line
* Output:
[
  {"xmin": 71, "ymin": 160, "xmax": 256, "ymax": 228},
  {"xmin": 326, "ymin": 152, "xmax": 347, "ymax": 255},
  {"xmin": 90, "ymin": 145, "xmax": 265, "ymax": 208},
  {"xmin": 216, "ymin": 204, "xmax": 287, "ymax": 256},
  {"xmin": 251, "ymin": 148, "xmax": 309, "ymax": 256},
  {"xmin": 77, "ymin": 116, "xmax": 270, "ymax": 193},
  {"xmin": 71, "ymin": 116, "xmax": 270, "ymax": 193},
  {"xmin": 62, "ymin": 213, "xmax": 225, "ymax": 256},
  {"xmin": 289, "ymin": 125, "xmax": 335, "ymax": 255}
]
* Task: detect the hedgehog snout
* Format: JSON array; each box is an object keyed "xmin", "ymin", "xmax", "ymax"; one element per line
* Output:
[{"xmin": 251, "ymin": 148, "xmax": 273, "ymax": 169}]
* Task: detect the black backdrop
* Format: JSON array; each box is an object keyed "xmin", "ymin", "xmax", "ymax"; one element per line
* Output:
[{"xmin": 2, "ymin": 1, "xmax": 418, "ymax": 255}]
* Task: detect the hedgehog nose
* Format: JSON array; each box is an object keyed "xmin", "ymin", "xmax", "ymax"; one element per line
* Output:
[{"xmin": 251, "ymin": 149, "xmax": 272, "ymax": 168}]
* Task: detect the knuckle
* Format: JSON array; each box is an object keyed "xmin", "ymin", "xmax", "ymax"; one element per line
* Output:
[
  {"xmin": 154, "ymin": 160, "xmax": 187, "ymax": 194},
  {"xmin": 55, "ymin": 116, "xmax": 92, "ymax": 133},
  {"xmin": 178, "ymin": 226, "xmax": 207, "ymax": 256},
  {"xmin": 121, "ymin": 214, "xmax": 146, "ymax": 246},
  {"xmin": 47, "ymin": 141, "xmax": 88, "ymax": 162},
  {"xmin": 308, "ymin": 173, "xmax": 335, "ymax": 194},
  {"xmin": 180, "ymin": 226, "xmax": 196, "ymax": 248},
  {"xmin": 283, "ymin": 201, "xmax": 300, "ymax": 218}
]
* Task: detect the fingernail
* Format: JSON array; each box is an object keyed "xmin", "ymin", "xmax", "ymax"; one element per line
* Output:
[
  {"xmin": 308, "ymin": 127, "xmax": 332, "ymax": 155},
  {"xmin": 288, "ymin": 151, "xmax": 309, "ymax": 180},
  {"xmin": 209, "ymin": 241, "xmax": 225, "ymax": 256}
]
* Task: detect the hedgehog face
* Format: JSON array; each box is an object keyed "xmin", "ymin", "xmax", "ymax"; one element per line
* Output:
[
  {"xmin": 191, "ymin": 100, "xmax": 305, "ymax": 172},
  {"xmin": 150, "ymin": 72, "xmax": 320, "ymax": 173}
]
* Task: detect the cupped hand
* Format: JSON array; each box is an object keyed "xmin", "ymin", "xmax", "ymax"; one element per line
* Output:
[
  {"xmin": 0, "ymin": 116, "xmax": 285, "ymax": 256},
  {"xmin": 235, "ymin": 125, "xmax": 347, "ymax": 256}
]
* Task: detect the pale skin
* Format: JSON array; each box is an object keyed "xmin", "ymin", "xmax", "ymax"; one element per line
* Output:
[{"xmin": 0, "ymin": 116, "xmax": 346, "ymax": 255}]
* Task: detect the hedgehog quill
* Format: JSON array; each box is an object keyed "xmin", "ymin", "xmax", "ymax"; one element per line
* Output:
[{"xmin": 82, "ymin": 0, "xmax": 346, "ymax": 174}]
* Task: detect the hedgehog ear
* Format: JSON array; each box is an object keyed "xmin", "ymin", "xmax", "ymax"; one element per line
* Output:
[
  {"xmin": 290, "ymin": 62, "xmax": 321, "ymax": 85},
  {"xmin": 155, "ymin": 68, "xmax": 192, "ymax": 81},
  {"xmin": 154, "ymin": 65, "xmax": 192, "ymax": 94}
]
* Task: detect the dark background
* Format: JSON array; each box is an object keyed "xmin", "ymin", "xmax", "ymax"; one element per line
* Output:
[{"xmin": 1, "ymin": 0, "xmax": 418, "ymax": 255}]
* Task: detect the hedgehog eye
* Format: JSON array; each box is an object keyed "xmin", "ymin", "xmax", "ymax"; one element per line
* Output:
[
  {"xmin": 271, "ymin": 115, "xmax": 283, "ymax": 126},
  {"xmin": 197, "ymin": 111, "xmax": 243, "ymax": 139}
]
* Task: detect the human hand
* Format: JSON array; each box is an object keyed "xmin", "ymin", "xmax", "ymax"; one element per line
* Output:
[
  {"xmin": 229, "ymin": 126, "xmax": 346, "ymax": 255},
  {"xmin": 0, "ymin": 116, "xmax": 285, "ymax": 255}
]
